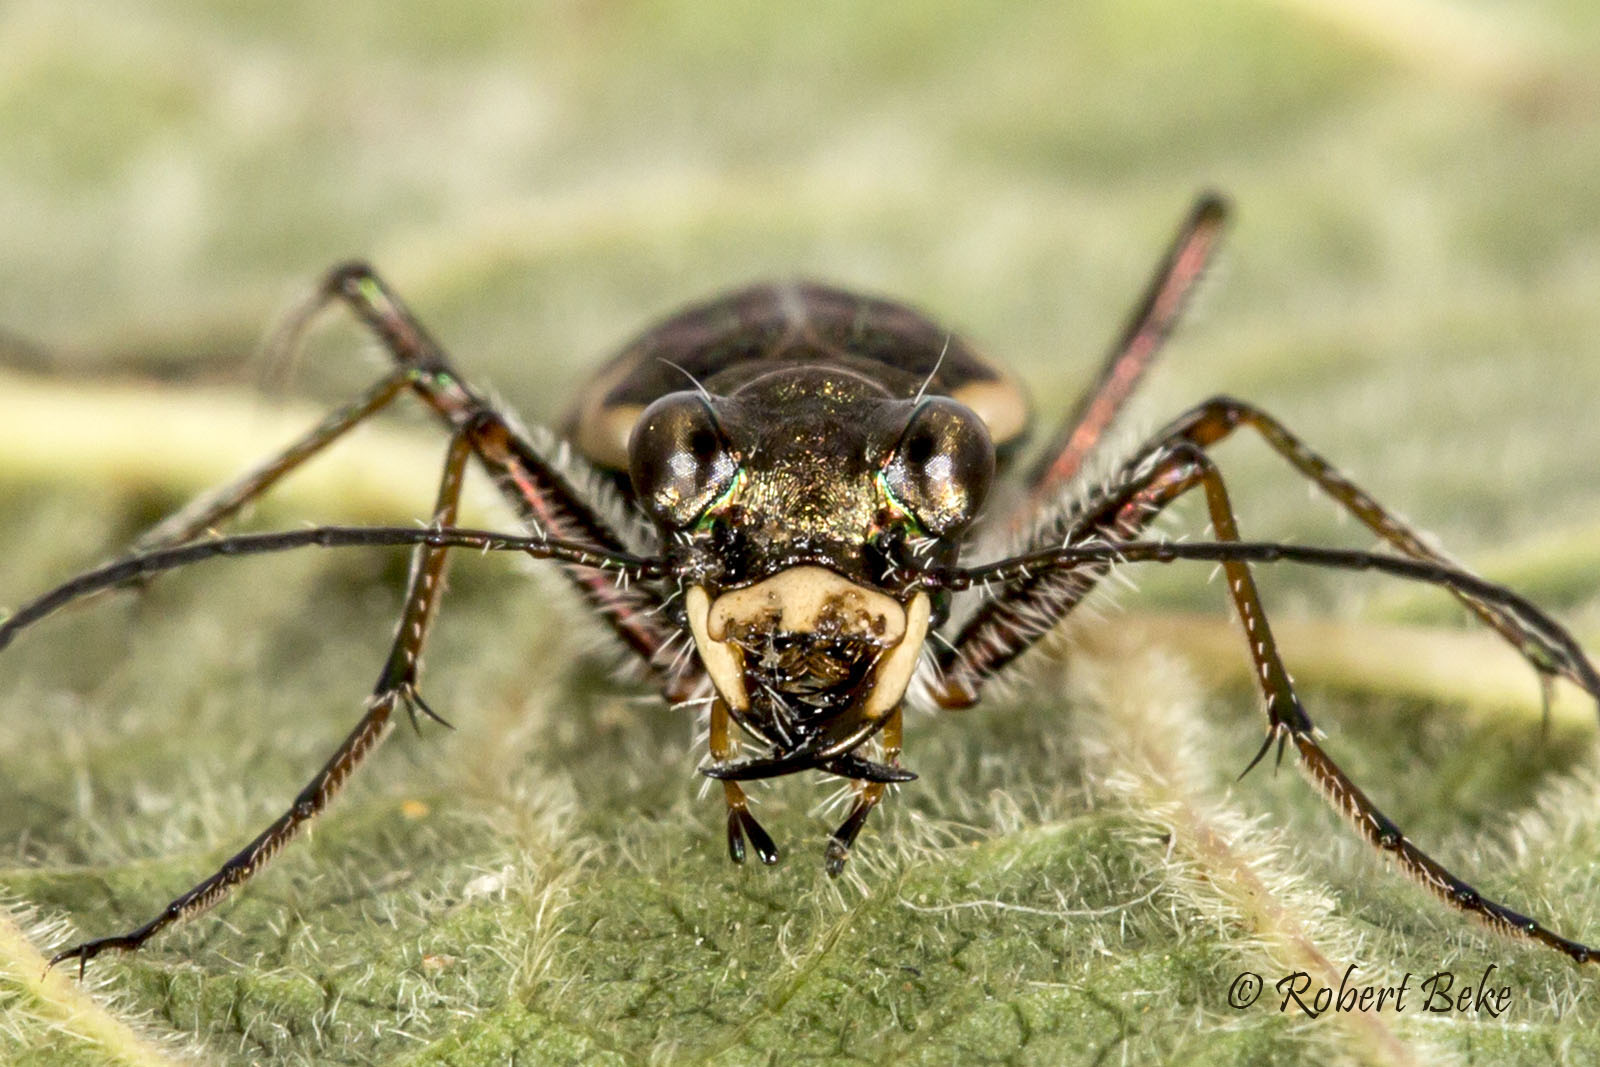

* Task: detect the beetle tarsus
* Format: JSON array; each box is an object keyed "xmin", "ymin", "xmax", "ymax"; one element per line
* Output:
[
  {"xmin": 47, "ymin": 932, "xmax": 140, "ymax": 980},
  {"xmin": 726, "ymin": 810, "xmax": 746, "ymax": 864},
  {"xmin": 734, "ymin": 808, "xmax": 779, "ymax": 865},
  {"xmin": 823, "ymin": 802, "xmax": 876, "ymax": 877}
]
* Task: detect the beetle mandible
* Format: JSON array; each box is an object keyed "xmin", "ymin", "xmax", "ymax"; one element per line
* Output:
[{"xmin": 5, "ymin": 194, "xmax": 1599, "ymax": 973}]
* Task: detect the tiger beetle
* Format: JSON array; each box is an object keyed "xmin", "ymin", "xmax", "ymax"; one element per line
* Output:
[{"xmin": 4, "ymin": 194, "xmax": 1599, "ymax": 975}]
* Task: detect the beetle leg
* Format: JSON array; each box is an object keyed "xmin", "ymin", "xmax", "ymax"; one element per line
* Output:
[
  {"xmin": 950, "ymin": 395, "xmax": 1582, "ymax": 704},
  {"xmin": 128, "ymin": 368, "xmax": 414, "ymax": 553},
  {"xmin": 1009, "ymin": 193, "xmax": 1228, "ymax": 524},
  {"xmin": 300, "ymin": 264, "xmax": 699, "ymax": 693},
  {"xmin": 710, "ymin": 697, "xmax": 778, "ymax": 865},
  {"xmin": 949, "ymin": 539, "xmax": 1600, "ymax": 713},
  {"xmin": 823, "ymin": 708, "xmax": 903, "ymax": 877},
  {"xmin": 1134, "ymin": 395, "xmax": 1581, "ymax": 690},
  {"xmin": 127, "ymin": 261, "xmax": 689, "ymax": 695},
  {"xmin": 272, "ymin": 262, "xmax": 627, "ymax": 548},
  {"xmin": 949, "ymin": 453, "xmax": 1600, "ymax": 965},
  {"xmin": 1292, "ymin": 725, "xmax": 1596, "ymax": 963},
  {"xmin": 938, "ymin": 441, "xmax": 1221, "ymax": 705},
  {"xmin": 48, "ymin": 425, "xmax": 477, "ymax": 974}
]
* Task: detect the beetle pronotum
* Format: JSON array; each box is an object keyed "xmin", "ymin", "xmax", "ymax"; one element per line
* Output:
[{"xmin": 4, "ymin": 194, "xmax": 1598, "ymax": 974}]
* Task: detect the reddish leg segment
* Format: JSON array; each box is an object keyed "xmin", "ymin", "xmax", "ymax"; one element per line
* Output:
[{"xmin": 1011, "ymin": 193, "xmax": 1228, "ymax": 526}]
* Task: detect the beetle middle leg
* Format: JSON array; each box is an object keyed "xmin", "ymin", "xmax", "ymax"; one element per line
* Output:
[
  {"xmin": 124, "ymin": 262, "xmax": 690, "ymax": 697},
  {"xmin": 989, "ymin": 192, "xmax": 1571, "ymax": 687},
  {"xmin": 1137, "ymin": 396, "xmax": 1579, "ymax": 688},
  {"xmin": 127, "ymin": 367, "xmax": 414, "ymax": 553},
  {"xmin": 952, "ymin": 395, "xmax": 1580, "ymax": 706}
]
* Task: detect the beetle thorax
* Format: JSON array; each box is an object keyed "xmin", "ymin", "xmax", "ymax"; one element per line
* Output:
[{"xmin": 625, "ymin": 360, "xmax": 991, "ymax": 754}]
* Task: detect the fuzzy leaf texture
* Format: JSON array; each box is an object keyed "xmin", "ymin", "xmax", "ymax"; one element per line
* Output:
[{"xmin": 3, "ymin": 1, "xmax": 1600, "ymax": 1063}]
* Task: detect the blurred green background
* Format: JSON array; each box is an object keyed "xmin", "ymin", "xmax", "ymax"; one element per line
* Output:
[{"xmin": 3, "ymin": 2, "xmax": 1600, "ymax": 1064}]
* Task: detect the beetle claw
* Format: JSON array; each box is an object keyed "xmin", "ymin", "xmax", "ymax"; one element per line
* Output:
[
  {"xmin": 824, "ymin": 803, "xmax": 875, "ymax": 878},
  {"xmin": 725, "ymin": 807, "xmax": 779, "ymax": 865}
]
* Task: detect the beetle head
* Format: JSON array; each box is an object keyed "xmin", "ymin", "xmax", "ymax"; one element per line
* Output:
[{"xmin": 627, "ymin": 365, "xmax": 994, "ymax": 763}]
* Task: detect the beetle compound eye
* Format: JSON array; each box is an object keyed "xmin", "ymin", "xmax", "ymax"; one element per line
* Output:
[
  {"xmin": 881, "ymin": 398, "xmax": 995, "ymax": 534},
  {"xmin": 628, "ymin": 391, "xmax": 739, "ymax": 527}
]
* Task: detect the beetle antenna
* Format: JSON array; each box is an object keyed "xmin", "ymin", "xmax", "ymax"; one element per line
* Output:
[
  {"xmin": 0, "ymin": 525, "xmax": 664, "ymax": 656},
  {"xmin": 943, "ymin": 539, "xmax": 1600, "ymax": 706}
]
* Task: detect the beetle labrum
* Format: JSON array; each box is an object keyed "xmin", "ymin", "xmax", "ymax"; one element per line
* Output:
[{"xmin": 4, "ymin": 194, "xmax": 1599, "ymax": 974}]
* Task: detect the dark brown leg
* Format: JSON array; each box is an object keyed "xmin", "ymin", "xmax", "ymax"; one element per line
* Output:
[
  {"xmin": 946, "ymin": 448, "xmax": 1600, "ymax": 964},
  {"xmin": 1011, "ymin": 194, "xmax": 1228, "ymax": 524},
  {"xmin": 938, "ymin": 441, "xmax": 1199, "ymax": 706},
  {"xmin": 1292, "ymin": 732, "xmax": 1593, "ymax": 963},
  {"xmin": 823, "ymin": 708, "xmax": 903, "ymax": 876},
  {"xmin": 1137, "ymin": 396, "xmax": 1580, "ymax": 688},
  {"xmin": 289, "ymin": 264, "xmax": 697, "ymax": 694},
  {"xmin": 129, "ymin": 369, "xmax": 412, "ymax": 553},
  {"xmin": 49, "ymin": 427, "xmax": 476, "ymax": 974},
  {"xmin": 267, "ymin": 264, "xmax": 620, "ymax": 544},
  {"xmin": 1179, "ymin": 523, "xmax": 1595, "ymax": 963},
  {"xmin": 954, "ymin": 395, "xmax": 1580, "ymax": 704},
  {"xmin": 123, "ymin": 262, "xmax": 688, "ymax": 695},
  {"xmin": 1023, "ymin": 446, "xmax": 1316, "ymax": 751}
]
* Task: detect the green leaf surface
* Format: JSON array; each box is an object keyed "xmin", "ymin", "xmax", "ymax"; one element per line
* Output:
[{"xmin": 4, "ymin": 2, "xmax": 1600, "ymax": 1063}]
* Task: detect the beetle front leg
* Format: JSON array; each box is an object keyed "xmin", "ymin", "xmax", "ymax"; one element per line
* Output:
[
  {"xmin": 1291, "ymin": 730, "xmax": 1595, "ymax": 962},
  {"xmin": 49, "ymin": 427, "xmax": 476, "ymax": 973},
  {"xmin": 936, "ymin": 442, "xmax": 1225, "ymax": 706},
  {"xmin": 305, "ymin": 265, "xmax": 705, "ymax": 692},
  {"xmin": 1126, "ymin": 506, "xmax": 1598, "ymax": 962},
  {"xmin": 1147, "ymin": 471, "xmax": 1599, "ymax": 963}
]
